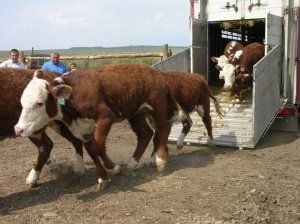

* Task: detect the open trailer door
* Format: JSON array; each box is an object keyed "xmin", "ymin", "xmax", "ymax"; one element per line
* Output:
[
  {"xmin": 265, "ymin": 13, "xmax": 282, "ymax": 53},
  {"xmin": 191, "ymin": 18, "xmax": 208, "ymax": 77},
  {"xmin": 253, "ymin": 45, "xmax": 281, "ymax": 146}
]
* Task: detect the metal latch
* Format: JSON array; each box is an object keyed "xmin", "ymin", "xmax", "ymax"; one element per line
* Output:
[
  {"xmin": 222, "ymin": 1, "xmax": 238, "ymax": 12},
  {"xmin": 248, "ymin": 0, "xmax": 267, "ymax": 12}
]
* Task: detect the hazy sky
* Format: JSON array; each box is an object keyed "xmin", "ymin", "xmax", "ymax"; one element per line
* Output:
[{"xmin": 0, "ymin": 0, "xmax": 190, "ymax": 51}]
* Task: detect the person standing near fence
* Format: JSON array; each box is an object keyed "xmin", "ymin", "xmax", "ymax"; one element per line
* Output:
[
  {"xmin": 0, "ymin": 49, "xmax": 25, "ymax": 68},
  {"xmin": 41, "ymin": 52, "xmax": 67, "ymax": 75}
]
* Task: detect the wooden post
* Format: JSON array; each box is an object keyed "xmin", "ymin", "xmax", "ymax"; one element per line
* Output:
[{"xmin": 162, "ymin": 44, "xmax": 169, "ymax": 60}]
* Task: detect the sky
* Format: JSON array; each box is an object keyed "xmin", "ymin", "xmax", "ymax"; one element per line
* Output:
[{"xmin": 0, "ymin": 0, "xmax": 190, "ymax": 51}]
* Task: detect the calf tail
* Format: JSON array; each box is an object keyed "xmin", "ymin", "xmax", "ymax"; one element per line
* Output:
[{"xmin": 209, "ymin": 91, "xmax": 225, "ymax": 117}]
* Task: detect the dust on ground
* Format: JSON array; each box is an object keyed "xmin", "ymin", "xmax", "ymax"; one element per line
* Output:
[{"xmin": 0, "ymin": 121, "xmax": 299, "ymax": 224}]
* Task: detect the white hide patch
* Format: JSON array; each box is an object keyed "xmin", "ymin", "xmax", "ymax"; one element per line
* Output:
[
  {"xmin": 54, "ymin": 77, "xmax": 64, "ymax": 83},
  {"xmin": 15, "ymin": 77, "xmax": 59, "ymax": 137},
  {"xmin": 68, "ymin": 118, "xmax": 95, "ymax": 142},
  {"xmin": 231, "ymin": 50, "xmax": 243, "ymax": 62},
  {"xmin": 230, "ymin": 41, "xmax": 237, "ymax": 48},
  {"xmin": 74, "ymin": 153, "xmax": 85, "ymax": 174},
  {"xmin": 220, "ymin": 64, "xmax": 236, "ymax": 89},
  {"xmin": 26, "ymin": 169, "xmax": 40, "ymax": 185},
  {"xmin": 156, "ymin": 155, "xmax": 166, "ymax": 172},
  {"xmin": 146, "ymin": 116, "xmax": 157, "ymax": 130},
  {"xmin": 21, "ymin": 77, "xmax": 49, "ymax": 107},
  {"xmin": 176, "ymin": 132, "xmax": 186, "ymax": 147},
  {"xmin": 195, "ymin": 105, "xmax": 204, "ymax": 118},
  {"xmin": 217, "ymin": 55, "xmax": 229, "ymax": 69}
]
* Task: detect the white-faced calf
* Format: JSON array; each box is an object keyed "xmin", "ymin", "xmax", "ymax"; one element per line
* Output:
[{"xmin": 15, "ymin": 64, "xmax": 189, "ymax": 190}]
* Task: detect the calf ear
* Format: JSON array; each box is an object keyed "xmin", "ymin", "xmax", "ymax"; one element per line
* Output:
[
  {"xmin": 53, "ymin": 84, "xmax": 72, "ymax": 99},
  {"xmin": 33, "ymin": 70, "xmax": 44, "ymax": 79},
  {"xmin": 211, "ymin": 57, "xmax": 218, "ymax": 63}
]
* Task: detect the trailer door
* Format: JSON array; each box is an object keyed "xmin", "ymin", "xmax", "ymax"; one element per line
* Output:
[
  {"xmin": 265, "ymin": 13, "xmax": 282, "ymax": 53},
  {"xmin": 191, "ymin": 18, "xmax": 208, "ymax": 77},
  {"xmin": 253, "ymin": 45, "xmax": 281, "ymax": 146}
]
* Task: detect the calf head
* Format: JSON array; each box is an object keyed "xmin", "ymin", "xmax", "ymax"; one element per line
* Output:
[
  {"xmin": 211, "ymin": 55, "xmax": 229, "ymax": 75},
  {"xmin": 220, "ymin": 64, "xmax": 251, "ymax": 91},
  {"xmin": 14, "ymin": 70, "xmax": 72, "ymax": 137}
]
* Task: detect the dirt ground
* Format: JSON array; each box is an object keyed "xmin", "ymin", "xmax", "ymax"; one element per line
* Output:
[{"xmin": 0, "ymin": 121, "xmax": 299, "ymax": 224}]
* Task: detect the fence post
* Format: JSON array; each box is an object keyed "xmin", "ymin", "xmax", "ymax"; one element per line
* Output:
[{"xmin": 162, "ymin": 44, "xmax": 169, "ymax": 60}]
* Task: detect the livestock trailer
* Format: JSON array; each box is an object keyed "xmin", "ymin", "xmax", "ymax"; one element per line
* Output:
[{"xmin": 153, "ymin": 0, "xmax": 299, "ymax": 148}]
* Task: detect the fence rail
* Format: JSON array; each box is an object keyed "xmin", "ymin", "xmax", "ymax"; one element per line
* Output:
[{"xmin": 28, "ymin": 52, "xmax": 164, "ymax": 60}]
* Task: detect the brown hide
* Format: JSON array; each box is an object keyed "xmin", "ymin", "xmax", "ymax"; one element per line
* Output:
[
  {"xmin": 60, "ymin": 64, "xmax": 178, "ymax": 122},
  {"xmin": 161, "ymin": 71, "xmax": 210, "ymax": 112},
  {"xmin": 230, "ymin": 42, "xmax": 265, "ymax": 74},
  {"xmin": 0, "ymin": 68, "xmax": 60, "ymax": 136},
  {"xmin": 223, "ymin": 41, "xmax": 244, "ymax": 58}
]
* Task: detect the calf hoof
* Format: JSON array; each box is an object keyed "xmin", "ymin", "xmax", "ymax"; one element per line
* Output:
[
  {"xmin": 97, "ymin": 179, "xmax": 109, "ymax": 191},
  {"xmin": 156, "ymin": 157, "xmax": 167, "ymax": 172},
  {"xmin": 26, "ymin": 169, "xmax": 40, "ymax": 189},
  {"xmin": 26, "ymin": 181, "xmax": 38, "ymax": 189},
  {"xmin": 127, "ymin": 158, "xmax": 138, "ymax": 169}
]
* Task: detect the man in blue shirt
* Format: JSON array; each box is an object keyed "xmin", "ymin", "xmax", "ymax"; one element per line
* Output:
[{"xmin": 41, "ymin": 52, "xmax": 67, "ymax": 75}]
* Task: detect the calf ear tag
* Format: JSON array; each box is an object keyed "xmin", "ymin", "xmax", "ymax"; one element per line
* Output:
[{"xmin": 57, "ymin": 96, "xmax": 65, "ymax": 105}]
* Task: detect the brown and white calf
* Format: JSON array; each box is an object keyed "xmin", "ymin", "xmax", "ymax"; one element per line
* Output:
[
  {"xmin": 127, "ymin": 71, "xmax": 223, "ymax": 169},
  {"xmin": 15, "ymin": 64, "xmax": 189, "ymax": 189},
  {"xmin": 219, "ymin": 42, "xmax": 264, "ymax": 100},
  {"xmin": 162, "ymin": 71, "xmax": 223, "ymax": 149},
  {"xmin": 211, "ymin": 41, "xmax": 244, "ymax": 74},
  {"xmin": 0, "ymin": 68, "xmax": 85, "ymax": 188}
]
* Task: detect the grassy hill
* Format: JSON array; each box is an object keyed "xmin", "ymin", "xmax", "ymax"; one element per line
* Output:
[{"xmin": 0, "ymin": 45, "xmax": 187, "ymax": 58}]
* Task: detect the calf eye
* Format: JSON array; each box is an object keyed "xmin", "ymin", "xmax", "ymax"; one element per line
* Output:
[{"xmin": 37, "ymin": 102, "xmax": 44, "ymax": 107}]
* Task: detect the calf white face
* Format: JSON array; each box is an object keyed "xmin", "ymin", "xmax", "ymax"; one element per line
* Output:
[
  {"xmin": 211, "ymin": 55, "xmax": 229, "ymax": 73},
  {"xmin": 220, "ymin": 64, "xmax": 236, "ymax": 91},
  {"xmin": 15, "ymin": 77, "xmax": 59, "ymax": 137}
]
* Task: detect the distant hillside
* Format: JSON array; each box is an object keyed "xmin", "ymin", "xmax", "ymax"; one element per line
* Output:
[{"xmin": 0, "ymin": 45, "xmax": 187, "ymax": 59}]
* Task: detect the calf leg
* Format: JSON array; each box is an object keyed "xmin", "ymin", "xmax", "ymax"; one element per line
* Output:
[
  {"xmin": 154, "ymin": 123, "xmax": 172, "ymax": 172},
  {"xmin": 127, "ymin": 114, "xmax": 154, "ymax": 169},
  {"xmin": 176, "ymin": 121, "xmax": 191, "ymax": 150},
  {"xmin": 27, "ymin": 129, "xmax": 53, "ymax": 188},
  {"xmin": 86, "ymin": 107, "xmax": 120, "ymax": 189},
  {"xmin": 84, "ymin": 141, "xmax": 110, "ymax": 190},
  {"xmin": 197, "ymin": 105, "xmax": 214, "ymax": 147}
]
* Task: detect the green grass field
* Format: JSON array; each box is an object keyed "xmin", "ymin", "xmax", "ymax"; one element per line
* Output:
[{"xmin": 61, "ymin": 57, "xmax": 161, "ymax": 69}]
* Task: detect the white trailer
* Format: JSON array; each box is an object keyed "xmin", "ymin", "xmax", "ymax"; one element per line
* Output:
[{"xmin": 153, "ymin": 0, "xmax": 299, "ymax": 148}]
